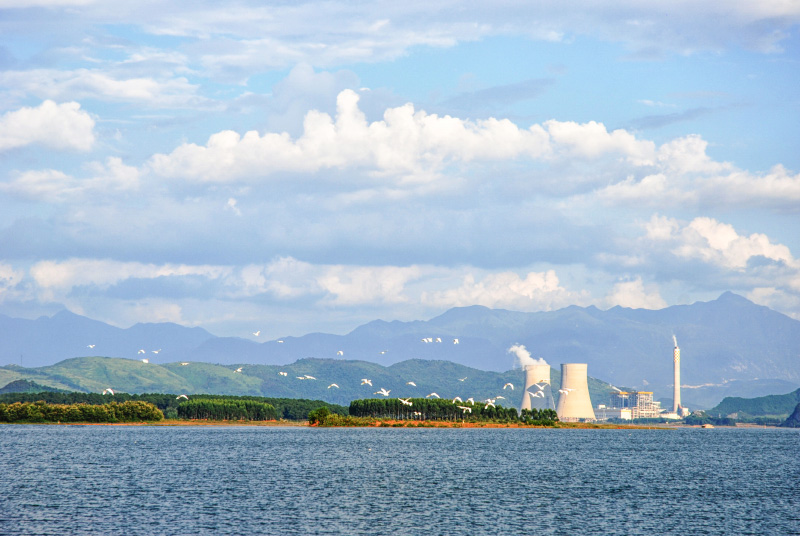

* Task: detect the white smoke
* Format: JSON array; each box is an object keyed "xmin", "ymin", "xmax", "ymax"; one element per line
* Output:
[
  {"xmin": 673, "ymin": 334, "xmax": 678, "ymax": 348},
  {"xmin": 507, "ymin": 344, "xmax": 548, "ymax": 369}
]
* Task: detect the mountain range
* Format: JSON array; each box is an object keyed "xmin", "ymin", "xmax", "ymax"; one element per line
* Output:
[{"xmin": 1, "ymin": 291, "xmax": 798, "ymax": 408}]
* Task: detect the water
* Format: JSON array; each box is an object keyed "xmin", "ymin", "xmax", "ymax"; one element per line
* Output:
[{"xmin": 1, "ymin": 425, "xmax": 798, "ymax": 535}]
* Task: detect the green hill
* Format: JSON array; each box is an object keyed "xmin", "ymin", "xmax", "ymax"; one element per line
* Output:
[
  {"xmin": 709, "ymin": 388, "xmax": 800, "ymax": 418},
  {"xmin": 0, "ymin": 379, "xmax": 67, "ymax": 394},
  {"xmin": 0, "ymin": 356, "xmax": 624, "ymax": 409}
]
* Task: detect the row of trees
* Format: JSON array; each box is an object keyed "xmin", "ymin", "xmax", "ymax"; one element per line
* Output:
[
  {"xmin": 0, "ymin": 392, "xmax": 348, "ymax": 420},
  {"xmin": 349, "ymin": 398, "xmax": 521, "ymax": 422},
  {"xmin": 176, "ymin": 398, "xmax": 277, "ymax": 421},
  {"xmin": 519, "ymin": 408, "xmax": 559, "ymax": 424},
  {"xmin": 0, "ymin": 400, "xmax": 164, "ymax": 423}
]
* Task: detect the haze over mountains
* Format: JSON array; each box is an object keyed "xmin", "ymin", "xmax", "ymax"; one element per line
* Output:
[{"xmin": 1, "ymin": 292, "xmax": 798, "ymax": 408}]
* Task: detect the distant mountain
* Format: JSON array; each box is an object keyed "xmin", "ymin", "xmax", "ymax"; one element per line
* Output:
[
  {"xmin": 1, "ymin": 292, "xmax": 798, "ymax": 406},
  {"xmin": 0, "ymin": 379, "xmax": 66, "ymax": 394},
  {"xmin": 709, "ymin": 388, "xmax": 800, "ymax": 418}
]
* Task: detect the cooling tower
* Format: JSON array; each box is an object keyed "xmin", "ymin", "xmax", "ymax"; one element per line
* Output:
[
  {"xmin": 556, "ymin": 363, "xmax": 596, "ymax": 421},
  {"xmin": 520, "ymin": 364, "xmax": 555, "ymax": 411},
  {"xmin": 673, "ymin": 340, "xmax": 681, "ymax": 413}
]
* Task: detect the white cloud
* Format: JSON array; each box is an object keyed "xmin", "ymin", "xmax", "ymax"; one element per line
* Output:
[
  {"xmin": 644, "ymin": 214, "xmax": 797, "ymax": 270},
  {"xmin": 317, "ymin": 265, "xmax": 422, "ymax": 305},
  {"xmin": 0, "ymin": 100, "xmax": 95, "ymax": 152},
  {"xmin": 604, "ymin": 277, "xmax": 667, "ymax": 309},
  {"xmin": 1, "ymin": 157, "xmax": 140, "ymax": 202},
  {"xmin": 421, "ymin": 269, "xmax": 583, "ymax": 311},
  {"xmin": 544, "ymin": 119, "xmax": 655, "ymax": 164},
  {"xmin": 0, "ymin": 69, "xmax": 206, "ymax": 108}
]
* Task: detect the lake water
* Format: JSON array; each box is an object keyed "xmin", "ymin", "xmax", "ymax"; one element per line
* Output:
[{"xmin": 1, "ymin": 425, "xmax": 798, "ymax": 535}]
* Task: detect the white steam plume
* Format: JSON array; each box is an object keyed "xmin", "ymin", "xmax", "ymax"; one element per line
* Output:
[
  {"xmin": 673, "ymin": 334, "xmax": 678, "ymax": 348},
  {"xmin": 507, "ymin": 344, "xmax": 548, "ymax": 369}
]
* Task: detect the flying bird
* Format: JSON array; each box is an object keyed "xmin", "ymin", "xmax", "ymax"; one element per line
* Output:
[
  {"xmin": 304, "ymin": 375, "xmax": 316, "ymax": 380},
  {"xmin": 503, "ymin": 383, "xmax": 514, "ymax": 390},
  {"xmin": 361, "ymin": 379, "xmax": 373, "ymax": 386},
  {"xmin": 328, "ymin": 383, "xmax": 339, "ymax": 389},
  {"xmin": 151, "ymin": 349, "xmax": 161, "ymax": 354},
  {"xmin": 533, "ymin": 383, "xmax": 545, "ymax": 391},
  {"xmin": 457, "ymin": 406, "xmax": 472, "ymax": 414},
  {"xmin": 435, "ymin": 337, "xmax": 442, "ymax": 343},
  {"xmin": 398, "ymin": 398, "xmax": 412, "ymax": 406},
  {"xmin": 141, "ymin": 358, "xmax": 149, "ymax": 364},
  {"xmin": 252, "ymin": 330, "xmax": 260, "ymax": 336},
  {"xmin": 426, "ymin": 393, "xmax": 440, "ymax": 399},
  {"xmin": 496, "ymin": 396, "xmax": 505, "ymax": 400},
  {"xmin": 277, "ymin": 340, "xmax": 284, "ymax": 343},
  {"xmin": 374, "ymin": 388, "xmax": 391, "ymax": 396},
  {"xmin": 336, "ymin": 350, "xmax": 344, "ymax": 356},
  {"xmin": 180, "ymin": 362, "xmax": 189, "ymax": 366},
  {"xmin": 137, "ymin": 349, "xmax": 145, "ymax": 354},
  {"xmin": 529, "ymin": 391, "xmax": 545, "ymax": 399},
  {"xmin": 380, "ymin": 350, "xmax": 388, "ymax": 355},
  {"xmin": 87, "ymin": 344, "xmax": 95, "ymax": 349},
  {"xmin": 453, "ymin": 396, "xmax": 463, "ymax": 403},
  {"xmin": 234, "ymin": 367, "xmax": 243, "ymax": 373},
  {"xmin": 279, "ymin": 371, "xmax": 288, "ymax": 376},
  {"xmin": 466, "ymin": 397, "xmax": 475, "ymax": 405},
  {"xmin": 296, "ymin": 376, "xmax": 306, "ymax": 380},
  {"xmin": 558, "ymin": 389, "xmax": 570, "ymax": 395},
  {"xmin": 406, "ymin": 381, "xmax": 416, "ymax": 387},
  {"xmin": 103, "ymin": 388, "xmax": 114, "ymax": 395},
  {"xmin": 458, "ymin": 377, "xmax": 467, "ymax": 382},
  {"xmin": 176, "ymin": 394, "xmax": 189, "ymax": 400},
  {"xmin": 453, "ymin": 338, "xmax": 459, "ymax": 344},
  {"xmin": 485, "ymin": 401, "xmax": 495, "ymax": 409}
]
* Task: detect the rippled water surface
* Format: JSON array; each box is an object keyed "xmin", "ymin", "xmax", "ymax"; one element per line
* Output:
[{"xmin": 1, "ymin": 425, "xmax": 798, "ymax": 535}]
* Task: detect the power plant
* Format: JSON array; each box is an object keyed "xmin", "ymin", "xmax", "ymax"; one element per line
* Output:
[
  {"xmin": 555, "ymin": 363, "xmax": 595, "ymax": 422},
  {"xmin": 520, "ymin": 363, "xmax": 555, "ymax": 411}
]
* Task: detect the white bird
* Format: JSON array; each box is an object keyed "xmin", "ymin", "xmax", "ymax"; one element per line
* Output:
[
  {"xmin": 466, "ymin": 397, "xmax": 475, "ymax": 405},
  {"xmin": 176, "ymin": 394, "xmax": 188, "ymax": 400},
  {"xmin": 180, "ymin": 362, "xmax": 189, "ymax": 366},
  {"xmin": 304, "ymin": 375, "xmax": 316, "ymax": 380},
  {"xmin": 457, "ymin": 406, "xmax": 472, "ymax": 414},
  {"xmin": 435, "ymin": 337, "xmax": 442, "ymax": 343},
  {"xmin": 426, "ymin": 393, "xmax": 440, "ymax": 399},
  {"xmin": 141, "ymin": 358, "xmax": 149, "ymax": 364},
  {"xmin": 374, "ymin": 388, "xmax": 391, "ymax": 396},
  {"xmin": 453, "ymin": 338, "xmax": 459, "ymax": 344},
  {"xmin": 296, "ymin": 376, "xmax": 305, "ymax": 380},
  {"xmin": 380, "ymin": 350, "xmax": 388, "ymax": 355},
  {"xmin": 398, "ymin": 398, "xmax": 412, "ymax": 406},
  {"xmin": 458, "ymin": 377, "xmax": 467, "ymax": 382},
  {"xmin": 103, "ymin": 388, "xmax": 114, "ymax": 395},
  {"xmin": 503, "ymin": 383, "xmax": 514, "ymax": 390},
  {"xmin": 151, "ymin": 349, "xmax": 161, "ymax": 354},
  {"xmin": 361, "ymin": 378, "xmax": 373, "ymax": 386},
  {"xmin": 279, "ymin": 371, "xmax": 288, "ymax": 376},
  {"xmin": 336, "ymin": 350, "xmax": 344, "ymax": 356},
  {"xmin": 277, "ymin": 340, "xmax": 284, "ymax": 343},
  {"xmin": 87, "ymin": 344, "xmax": 95, "ymax": 349},
  {"xmin": 496, "ymin": 396, "xmax": 505, "ymax": 400},
  {"xmin": 529, "ymin": 391, "xmax": 545, "ymax": 399},
  {"xmin": 485, "ymin": 401, "xmax": 495, "ymax": 409},
  {"xmin": 328, "ymin": 383, "xmax": 339, "ymax": 389},
  {"xmin": 253, "ymin": 330, "xmax": 260, "ymax": 336},
  {"xmin": 234, "ymin": 367, "xmax": 243, "ymax": 373},
  {"xmin": 453, "ymin": 396, "xmax": 463, "ymax": 403},
  {"xmin": 137, "ymin": 349, "xmax": 145, "ymax": 354},
  {"xmin": 413, "ymin": 411, "xmax": 422, "ymax": 417},
  {"xmin": 533, "ymin": 383, "xmax": 545, "ymax": 391},
  {"xmin": 558, "ymin": 389, "xmax": 570, "ymax": 395},
  {"xmin": 406, "ymin": 381, "xmax": 416, "ymax": 387}
]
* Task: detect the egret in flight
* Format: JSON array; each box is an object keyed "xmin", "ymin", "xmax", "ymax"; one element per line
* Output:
[
  {"xmin": 361, "ymin": 378, "xmax": 373, "ymax": 386},
  {"xmin": 176, "ymin": 394, "xmax": 189, "ymax": 400},
  {"xmin": 426, "ymin": 393, "xmax": 440, "ymax": 399},
  {"xmin": 180, "ymin": 362, "xmax": 190, "ymax": 366},
  {"xmin": 453, "ymin": 396, "xmax": 463, "ymax": 403},
  {"xmin": 87, "ymin": 344, "xmax": 95, "ymax": 349},
  {"xmin": 337, "ymin": 350, "xmax": 344, "ymax": 356},
  {"xmin": 304, "ymin": 375, "xmax": 316, "ymax": 380},
  {"xmin": 458, "ymin": 377, "xmax": 467, "ymax": 382},
  {"xmin": 253, "ymin": 330, "xmax": 260, "ymax": 337},
  {"xmin": 103, "ymin": 388, "xmax": 114, "ymax": 395},
  {"xmin": 406, "ymin": 381, "xmax": 416, "ymax": 387},
  {"xmin": 328, "ymin": 383, "xmax": 339, "ymax": 389},
  {"xmin": 234, "ymin": 367, "xmax": 243, "ymax": 373},
  {"xmin": 398, "ymin": 398, "xmax": 412, "ymax": 406},
  {"xmin": 137, "ymin": 349, "xmax": 145, "ymax": 354},
  {"xmin": 453, "ymin": 338, "xmax": 459, "ymax": 344},
  {"xmin": 457, "ymin": 406, "xmax": 472, "ymax": 414},
  {"xmin": 374, "ymin": 388, "xmax": 391, "ymax": 397},
  {"xmin": 151, "ymin": 349, "xmax": 161, "ymax": 354},
  {"xmin": 503, "ymin": 383, "xmax": 514, "ymax": 390},
  {"xmin": 141, "ymin": 358, "xmax": 149, "ymax": 364},
  {"xmin": 279, "ymin": 371, "xmax": 288, "ymax": 376}
]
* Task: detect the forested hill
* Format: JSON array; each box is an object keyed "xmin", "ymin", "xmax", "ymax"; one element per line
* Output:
[{"xmin": 709, "ymin": 388, "xmax": 800, "ymax": 417}]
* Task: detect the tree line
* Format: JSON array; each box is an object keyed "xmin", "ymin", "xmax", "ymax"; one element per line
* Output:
[
  {"xmin": 0, "ymin": 400, "xmax": 163, "ymax": 423},
  {"xmin": 349, "ymin": 398, "xmax": 525, "ymax": 422},
  {"xmin": 176, "ymin": 398, "xmax": 277, "ymax": 421},
  {"xmin": 0, "ymin": 391, "xmax": 347, "ymax": 420}
]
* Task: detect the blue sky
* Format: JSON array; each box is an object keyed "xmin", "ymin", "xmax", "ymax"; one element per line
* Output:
[{"xmin": 1, "ymin": 0, "xmax": 799, "ymax": 340}]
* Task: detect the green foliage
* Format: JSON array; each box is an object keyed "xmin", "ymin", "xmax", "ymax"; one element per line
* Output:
[
  {"xmin": 0, "ymin": 400, "xmax": 163, "ymax": 423},
  {"xmin": 307, "ymin": 406, "xmax": 330, "ymax": 425},
  {"xmin": 176, "ymin": 398, "xmax": 277, "ymax": 421},
  {"xmin": 780, "ymin": 403, "xmax": 800, "ymax": 428},
  {"xmin": 519, "ymin": 408, "xmax": 559, "ymax": 425}
]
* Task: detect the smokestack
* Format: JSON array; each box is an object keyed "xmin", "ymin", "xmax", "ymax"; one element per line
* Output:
[
  {"xmin": 556, "ymin": 363, "xmax": 595, "ymax": 421},
  {"xmin": 521, "ymin": 364, "xmax": 555, "ymax": 411},
  {"xmin": 673, "ymin": 336, "xmax": 681, "ymax": 413}
]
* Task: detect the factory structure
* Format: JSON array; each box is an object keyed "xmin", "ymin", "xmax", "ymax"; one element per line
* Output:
[{"xmin": 529, "ymin": 336, "xmax": 690, "ymax": 422}]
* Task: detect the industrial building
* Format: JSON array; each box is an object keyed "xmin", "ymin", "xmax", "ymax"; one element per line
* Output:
[
  {"xmin": 555, "ymin": 363, "xmax": 595, "ymax": 422},
  {"xmin": 520, "ymin": 363, "xmax": 555, "ymax": 411},
  {"xmin": 609, "ymin": 391, "xmax": 663, "ymax": 419}
]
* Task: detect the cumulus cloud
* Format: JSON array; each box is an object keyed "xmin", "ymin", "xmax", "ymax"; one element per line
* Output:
[
  {"xmin": 421, "ymin": 269, "xmax": 584, "ymax": 311},
  {"xmin": 0, "ymin": 100, "xmax": 94, "ymax": 152},
  {"xmin": 646, "ymin": 215, "xmax": 796, "ymax": 270},
  {"xmin": 604, "ymin": 277, "xmax": 667, "ymax": 309},
  {"xmin": 1, "ymin": 158, "xmax": 140, "ymax": 202},
  {"xmin": 544, "ymin": 119, "xmax": 655, "ymax": 164}
]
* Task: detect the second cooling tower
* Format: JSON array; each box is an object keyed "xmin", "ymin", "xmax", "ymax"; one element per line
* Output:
[{"xmin": 556, "ymin": 363, "xmax": 596, "ymax": 422}]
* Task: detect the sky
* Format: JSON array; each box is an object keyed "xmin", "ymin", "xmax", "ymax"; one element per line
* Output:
[{"xmin": 1, "ymin": 0, "xmax": 799, "ymax": 340}]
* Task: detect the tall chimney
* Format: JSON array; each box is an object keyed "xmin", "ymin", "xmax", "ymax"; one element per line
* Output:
[{"xmin": 673, "ymin": 335, "xmax": 681, "ymax": 413}]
